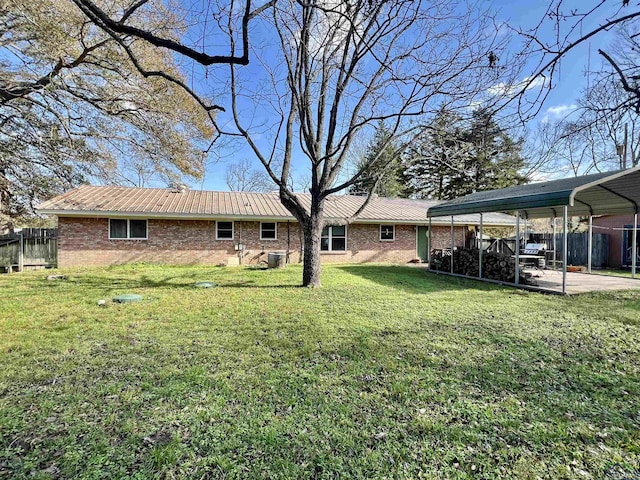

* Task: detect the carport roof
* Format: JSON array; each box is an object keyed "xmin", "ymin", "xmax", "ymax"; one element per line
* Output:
[{"xmin": 427, "ymin": 167, "xmax": 640, "ymax": 219}]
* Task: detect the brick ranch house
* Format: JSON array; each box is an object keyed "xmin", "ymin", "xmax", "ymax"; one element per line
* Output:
[{"xmin": 37, "ymin": 185, "xmax": 515, "ymax": 268}]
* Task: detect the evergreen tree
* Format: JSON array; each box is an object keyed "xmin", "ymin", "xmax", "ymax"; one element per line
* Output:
[
  {"xmin": 404, "ymin": 109, "xmax": 527, "ymax": 200},
  {"xmin": 403, "ymin": 108, "xmax": 466, "ymax": 200},
  {"xmin": 349, "ymin": 122, "xmax": 410, "ymax": 198}
]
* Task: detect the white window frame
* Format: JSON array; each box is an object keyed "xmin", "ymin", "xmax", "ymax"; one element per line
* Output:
[
  {"xmin": 260, "ymin": 222, "xmax": 278, "ymax": 240},
  {"xmin": 380, "ymin": 224, "xmax": 395, "ymax": 242},
  {"xmin": 108, "ymin": 218, "xmax": 148, "ymax": 240},
  {"xmin": 321, "ymin": 225, "xmax": 347, "ymax": 252},
  {"xmin": 216, "ymin": 220, "xmax": 234, "ymax": 240}
]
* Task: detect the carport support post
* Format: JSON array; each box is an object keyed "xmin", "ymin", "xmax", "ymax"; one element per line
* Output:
[
  {"xmin": 18, "ymin": 231, "xmax": 24, "ymax": 273},
  {"xmin": 633, "ymin": 213, "xmax": 638, "ymax": 279},
  {"xmin": 587, "ymin": 215, "xmax": 593, "ymax": 274},
  {"xmin": 552, "ymin": 218, "xmax": 557, "ymax": 271},
  {"xmin": 515, "ymin": 210, "xmax": 520, "ymax": 286},
  {"xmin": 427, "ymin": 217, "xmax": 432, "ymax": 268},
  {"xmin": 562, "ymin": 206, "xmax": 568, "ymax": 294},
  {"xmin": 479, "ymin": 213, "xmax": 483, "ymax": 279},
  {"xmin": 450, "ymin": 216, "xmax": 454, "ymax": 274}
]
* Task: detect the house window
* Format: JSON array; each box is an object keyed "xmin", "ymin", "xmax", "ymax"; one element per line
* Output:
[
  {"xmin": 380, "ymin": 225, "xmax": 395, "ymax": 241},
  {"xmin": 321, "ymin": 225, "xmax": 346, "ymax": 252},
  {"xmin": 109, "ymin": 219, "xmax": 147, "ymax": 240},
  {"xmin": 216, "ymin": 221, "xmax": 234, "ymax": 240},
  {"xmin": 260, "ymin": 222, "xmax": 277, "ymax": 240}
]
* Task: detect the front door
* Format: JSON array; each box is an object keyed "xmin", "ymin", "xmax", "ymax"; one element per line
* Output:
[{"xmin": 417, "ymin": 226, "xmax": 429, "ymax": 262}]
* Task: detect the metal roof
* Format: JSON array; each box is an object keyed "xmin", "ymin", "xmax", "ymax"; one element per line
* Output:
[
  {"xmin": 37, "ymin": 185, "xmax": 516, "ymax": 226},
  {"xmin": 427, "ymin": 167, "xmax": 640, "ymax": 219}
]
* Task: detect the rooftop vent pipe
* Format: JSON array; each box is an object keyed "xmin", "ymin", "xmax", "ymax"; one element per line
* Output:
[{"xmin": 171, "ymin": 183, "xmax": 188, "ymax": 193}]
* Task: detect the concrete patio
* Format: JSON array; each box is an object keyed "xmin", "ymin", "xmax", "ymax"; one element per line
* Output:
[
  {"xmin": 419, "ymin": 264, "xmax": 640, "ymax": 295},
  {"xmin": 523, "ymin": 269, "xmax": 640, "ymax": 294}
]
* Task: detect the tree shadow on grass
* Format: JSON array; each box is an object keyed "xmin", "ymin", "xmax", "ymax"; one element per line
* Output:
[
  {"xmin": 55, "ymin": 273, "xmax": 207, "ymax": 290},
  {"xmin": 337, "ymin": 264, "xmax": 500, "ymax": 294},
  {"xmin": 50, "ymin": 272, "xmax": 302, "ymax": 291}
]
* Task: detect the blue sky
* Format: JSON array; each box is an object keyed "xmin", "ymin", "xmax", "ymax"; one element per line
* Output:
[
  {"xmin": 490, "ymin": 0, "xmax": 615, "ymax": 119},
  {"xmin": 196, "ymin": 1, "xmax": 623, "ymax": 192}
]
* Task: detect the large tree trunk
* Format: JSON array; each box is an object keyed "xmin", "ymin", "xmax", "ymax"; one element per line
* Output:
[
  {"xmin": 278, "ymin": 188, "xmax": 325, "ymax": 287},
  {"xmin": 301, "ymin": 196, "xmax": 324, "ymax": 287},
  {"xmin": 302, "ymin": 217, "xmax": 322, "ymax": 287}
]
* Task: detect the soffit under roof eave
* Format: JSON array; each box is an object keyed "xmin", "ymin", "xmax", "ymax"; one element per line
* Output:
[
  {"xmin": 569, "ymin": 165, "xmax": 640, "ymax": 205},
  {"xmin": 505, "ymin": 204, "xmax": 638, "ymax": 220}
]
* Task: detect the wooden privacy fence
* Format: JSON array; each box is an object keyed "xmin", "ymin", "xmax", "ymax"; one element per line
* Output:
[
  {"xmin": 531, "ymin": 232, "xmax": 609, "ymax": 268},
  {"xmin": 0, "ymin": 228, "xmax": 57, "ymax": 272}
]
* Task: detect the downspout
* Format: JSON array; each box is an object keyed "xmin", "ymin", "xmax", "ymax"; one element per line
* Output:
[
  {"xmin": 450, "ymin": 216, "xmax": 454, "ymax": 274},
  {"xmin": 287, "ymin": 221, "xmax": 291, "ymax": 264},
  {"xmin": 299, "ymin": 224, "xmax": 304, "ymax": 263},
  {"xmin": 238, "ymin": 222, "xmax": 243, "ymax": 264}
]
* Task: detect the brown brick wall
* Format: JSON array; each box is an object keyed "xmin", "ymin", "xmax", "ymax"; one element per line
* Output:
[
  {"xmin": 320, "ymin": 223, "xmax": 416, "ymax": 264},
  {"xmin": 57, "ymin": 217, "xmax": 469, "ymax": 267},
  {"xmin": 592, "ymin": 214, "xmax": 635, "ymax": 267},
  {"xmin": 429, "ymin": 225, "xmax": 468, "ymax": 251}
]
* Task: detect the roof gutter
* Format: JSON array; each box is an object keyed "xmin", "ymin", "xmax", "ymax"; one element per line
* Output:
[
  {"xmin": 36, "ymin": 210, "xmax": 297, "ymax": 222},
  {"xmin": 36, "ymin": 209, "xmax": 514, "ymax": 227}
]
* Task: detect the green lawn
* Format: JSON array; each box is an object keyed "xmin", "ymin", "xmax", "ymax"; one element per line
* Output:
[
  {"xmin": 1, "ymin": 264, "xmax": 639, "ymax": 479},
  {"xmin": 592, "ymin": 269, "xmax": 637, "ymax": 279}
]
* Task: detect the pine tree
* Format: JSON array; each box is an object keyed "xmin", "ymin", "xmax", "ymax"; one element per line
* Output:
[
  {"xmin": 404, "ymin": 108, "xmax": 466, "ymax": 199},
  {"xmin": 404, "ymin": 109, "xmax": 527, "ymax": 200},
  {"xmin": 349, "ymin": 122, "xmax": 410, "ymax": 198}
]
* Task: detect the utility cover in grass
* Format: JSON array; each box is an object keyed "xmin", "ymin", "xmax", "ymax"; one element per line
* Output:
[
  {"xmin": 113, "ymin": 294, "xmax": 142, "ymax": 303},
  {"xmin": 193, "ymin": 282, "xmax": 217, "ymax": 288}
]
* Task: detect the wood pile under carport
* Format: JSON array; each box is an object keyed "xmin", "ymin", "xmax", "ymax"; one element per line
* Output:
[{"xmin": 430, "ymin": 248, "xmax": 532, "ymax": 285}]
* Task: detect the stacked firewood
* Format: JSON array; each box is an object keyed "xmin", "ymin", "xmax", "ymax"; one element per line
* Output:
[{"xmin": 430, "ymin": 248, "xmax": 531, "ymax": 285}]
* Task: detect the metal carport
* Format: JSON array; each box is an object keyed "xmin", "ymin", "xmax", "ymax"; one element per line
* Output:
[{"xmin": 426, "ymin": 167, "xmax": 640, "ymax": 294}]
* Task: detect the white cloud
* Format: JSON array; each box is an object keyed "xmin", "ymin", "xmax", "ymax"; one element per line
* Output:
[
  {"xmin": 545, "ymin": 104, "xmax": 577, "ymax": 117},
  {"xmin": 540, "ymin": 103, "xmax": 577, "ymax": 123},
  {"xmin": 486, "ymin": 76, "xmax": 546, "ymax": 97},
  {"xmin": 528, "ymin": 170, "xmax": 551, "ymax": 182}
]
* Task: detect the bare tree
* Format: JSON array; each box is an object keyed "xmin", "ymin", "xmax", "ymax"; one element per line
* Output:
[
  {"xmin": 70, "ymin": 0, "xmax": 510, "ymax": 286},
  {"xmin": 225, "ymin": 158, "xmax": 273, "ymax": 192},
  {"xmin": 511, "ymin": 2, "xmax": 640, "ymax": 119},
  {"xmin": 523, "ymin": 22, "xmax": 640, "ymax": 178},
  {"xmin": 223, "ymin": 0, "xmax": 506, "ymax": 286}
]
